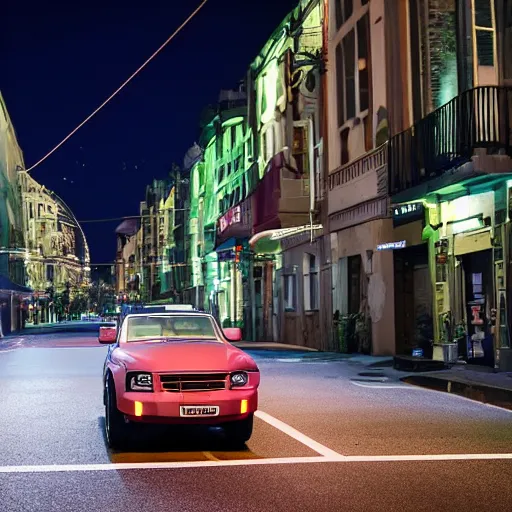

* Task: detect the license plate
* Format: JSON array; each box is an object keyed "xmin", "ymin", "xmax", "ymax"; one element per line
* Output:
[{"xmin": 180, "ymin": 405, "xmax": 219, "ymax": 417}]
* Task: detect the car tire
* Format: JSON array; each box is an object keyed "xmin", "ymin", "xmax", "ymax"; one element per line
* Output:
[
  {"xmin": 224, "ymin": 413, "xmax": 254, "ymax": 447},
  {"xmin": 105, "ymin": 376, "xmax": 128, "ymax": 450}
]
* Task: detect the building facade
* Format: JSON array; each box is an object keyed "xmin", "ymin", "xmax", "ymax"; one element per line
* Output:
[
  {"xmin": 121, "ymin": 0, "xmax": 512, "ymax": 366},
  {"xmin": 327, "ymin": 0, "xmax": 395, "ymax": 356},
  {"xmin": 0, "ymin": 92, "xmax": 32, "ymax": 334},
  {"xmin": 387, "ymin": 0, "xmax": 512, "ymax": 369},
  {"xmin": 19, "ymin": 171, "xmax": 90, "ymax": 323},
  {"xmin": 248, "ymin": 0, "xmax": 327, "ymax": 346},
  {"xmin": 136, "ymin": 179, "xmax": 170, "ymax": 302},
  {"xmin": 115, "ymin": 218, "xmax": 139, "ymax": 301}
]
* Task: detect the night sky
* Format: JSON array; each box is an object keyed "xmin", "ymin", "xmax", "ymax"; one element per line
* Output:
[{"xmin": 2, "ymin": 0, "xmax": 297, "ymax": 264}]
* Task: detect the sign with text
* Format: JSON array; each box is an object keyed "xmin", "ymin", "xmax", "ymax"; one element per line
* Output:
[
  {"xmin": 376, "ymin": 240, "xmax": 406, "ymax": 251},
  {"xmin": 219, "ymin": 206, "xmax": 241, "ymax": 234},
  {"xmin": 392, "ymin": 202, "xmax": 424, "ymax": 227}
]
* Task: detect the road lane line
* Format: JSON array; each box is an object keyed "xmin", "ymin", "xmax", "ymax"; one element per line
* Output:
[
  {"xmin": 1, "ymin": 453, "xmax": 512, "ymax": 473},
  {"xmin": 255, "ymin": 410, "xmax": 345, "ymax": 459},
  {"xmin": 0, "ymin": 457, "xmax": 330, "ymax": 473}
]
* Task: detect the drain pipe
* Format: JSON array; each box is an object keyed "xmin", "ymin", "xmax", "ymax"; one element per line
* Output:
[{"xmin": 308, "ymin": 116, "xmax": 315, "ymax": 243}]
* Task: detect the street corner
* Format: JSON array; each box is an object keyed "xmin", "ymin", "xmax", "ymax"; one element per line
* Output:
[{"xmin": 400, "ymin": 373, "xmax": 512, "ymax": 411}]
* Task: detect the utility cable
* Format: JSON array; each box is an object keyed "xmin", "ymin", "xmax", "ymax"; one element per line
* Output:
[
  {"xmin": 25, "ymin": 0, "xmax": 209, "ymax": 173},
  {"xmin": 78, "ymin": 210, "xmax": 189, "ymax": 223}
]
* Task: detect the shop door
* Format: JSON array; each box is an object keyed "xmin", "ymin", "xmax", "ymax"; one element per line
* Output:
[
  {"xmin": 394, "ymin": 252, "xmax": 415, "ymax": 355},
  {"xmin": 394, "ymin": 245, "xmax": 432, "ymax": 356},
  {"xmin": 461, "ymin": 250, "xmax": 494, "ymax": 365}
]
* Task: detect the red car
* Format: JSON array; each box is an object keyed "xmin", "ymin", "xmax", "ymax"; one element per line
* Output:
[{"xmin": 99, "ymin": 309, "xmax": 260, "ymax": 450}]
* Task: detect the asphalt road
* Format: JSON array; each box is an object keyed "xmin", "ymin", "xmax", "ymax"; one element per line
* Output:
[{"xmin": 1, "ymin": 331, "xmax": 512, "ymax": 512}]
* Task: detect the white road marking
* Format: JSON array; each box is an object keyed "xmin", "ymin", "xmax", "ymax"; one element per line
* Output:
[
  {"xmin": 1, "ymin": 453, "xmax": 512, "ymax": 473},
  {"xmin": 255, "ymin": 410, "xmax": 344, "ymax": 459},
  {"xmin": 351, "ymin": 382, "xmax": 416, "ymax": 389},
  {"xmin": 351, "ymin": 381, "xmax": 512, "ymax": 413}
]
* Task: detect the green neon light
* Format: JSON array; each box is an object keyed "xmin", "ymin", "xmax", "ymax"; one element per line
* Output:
[{"xmin": 222, "ymin": 116, "xmax": 244, "ymax": 128}]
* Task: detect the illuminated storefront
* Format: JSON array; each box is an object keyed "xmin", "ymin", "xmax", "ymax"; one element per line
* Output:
[
  {"xmin": 214, "ymin": 198, "xmax": 252, "ymax": 336},
  {"xmin": 391, "ymin": 176, "xmax": 512, "ymax": 369}
]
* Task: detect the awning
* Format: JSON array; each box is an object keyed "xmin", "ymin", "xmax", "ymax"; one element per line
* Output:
[
  {"xmin": 249, "ymin": 225, "xmax": 323, "ymax": 254},
  {"xmin": 215, "ymin": 237, "xmax": 238, "ymax": 253},
  {"xmin": 0, "ymin": 275, "xmax": 33, "ymax": 294}
]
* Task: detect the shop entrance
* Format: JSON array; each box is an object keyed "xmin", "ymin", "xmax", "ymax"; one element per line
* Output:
[
  {"xmin": 459, "ymin": 249, "xmax": 494, "ymax": 366},
  {"xmin": 394, "ymin": 244, "xmax": 433, "ymax": 356}
]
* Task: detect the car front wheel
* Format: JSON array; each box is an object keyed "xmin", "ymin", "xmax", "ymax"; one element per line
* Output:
[
  {"xmin": 105, "ymin": 376, "xmax": 128, "ymax": 450},
  {"xmin": 223, "ymin": 414, "xmax": 254, "ymax": 447}
]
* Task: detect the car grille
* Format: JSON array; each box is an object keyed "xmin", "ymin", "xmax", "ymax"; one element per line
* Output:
[{"xmin": 160, "ymin": 373, "xmax": 228, "ymax": 392}]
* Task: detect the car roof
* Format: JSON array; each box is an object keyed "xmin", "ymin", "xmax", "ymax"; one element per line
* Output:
[{"xmin": 124, "ymin": 311, "xmax": 212, "ymax": 318}]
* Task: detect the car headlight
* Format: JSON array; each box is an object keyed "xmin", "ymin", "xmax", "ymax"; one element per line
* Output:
[
  {"xmin": 126, "ymin": 372, "xmax": 153, "ymax": 392},
  {"xmin": 230, "ymin": 371, "xmax": 248, "ymax": 387}
]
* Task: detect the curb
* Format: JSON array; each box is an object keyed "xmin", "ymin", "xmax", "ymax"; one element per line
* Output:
[
  {"xmin": 401, "ymin": 375, "xmax": 512, "ymax": 411},
  {"xmin": 233, "ymin": 342, "xmax": 318, "ymax": 352}
]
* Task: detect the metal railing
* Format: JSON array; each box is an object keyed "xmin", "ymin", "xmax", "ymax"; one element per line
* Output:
[
  {"xmin": 329, "ymin": 143, "xmax": 387, "ymax": 190},
  {"xmin": 388, "ymin": 86, "xmax": 512, "ymax": 195}
]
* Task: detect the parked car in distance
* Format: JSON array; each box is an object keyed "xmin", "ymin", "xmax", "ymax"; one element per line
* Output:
[{"xmin": 99, "ymin": 309, "xmax": 260, "ymax": 450}]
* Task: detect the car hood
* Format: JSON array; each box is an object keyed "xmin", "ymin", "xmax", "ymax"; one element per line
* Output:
[{"xmin": 113, "ymin": 339, "xmax": 257, "ymax": 373}]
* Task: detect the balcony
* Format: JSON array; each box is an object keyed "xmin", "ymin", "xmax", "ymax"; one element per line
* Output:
[
  {"xmin": 252, "ymin": 151, "xmax": 310, "ymax": 234},
  {"xmin": 328, "ymin": 144, "xmax": 387, "ymax": 217},
  {"xmin": 389, "ymin": 86, "xmax": 512, "ymax": 197}
]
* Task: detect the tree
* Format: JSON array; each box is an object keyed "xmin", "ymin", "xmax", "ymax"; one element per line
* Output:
[
  {"xmin": 61, "ymin": 282, "xmax": 71, "ymax": 318},
  {"xmin": 70, "ymin": 288, "xmax": 88, "ymax": 317}
]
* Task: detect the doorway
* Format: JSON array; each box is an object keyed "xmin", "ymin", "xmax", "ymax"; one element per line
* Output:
[
  {"xmin": 459, "ymin": 249, "xmax": 494, "ymax": 366},
  {"xmin": 394, "ymin": 245, "xmax": 433, "ymax": 356}
]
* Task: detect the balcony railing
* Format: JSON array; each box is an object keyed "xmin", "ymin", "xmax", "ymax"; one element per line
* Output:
[
  {"xmin": 329, "ymin": 144, "xmax": 387, "ymax": 190},
  {"xmin": 388, "ymin": 86, "xmax": 512, "ymax": 195},
  {"xmin": 328, "ymin": 144, "xmax": 387, "ymax": 216}
]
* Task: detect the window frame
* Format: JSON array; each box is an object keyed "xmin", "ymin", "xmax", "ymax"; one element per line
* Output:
[
  {"xmin": 283, "ymin": 273, "xmax": 297, "ymax": 312},
  {"xmin": 303, "ymin": 253, "xmax": 319, "ymax": 311},
  {"xmin": 333, "ymin": 4, "xmax": 371, "ymax": 164}
]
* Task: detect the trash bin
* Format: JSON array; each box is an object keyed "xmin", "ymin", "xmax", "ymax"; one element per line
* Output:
[{"xmin": 441, "ymin": 343, "xmax": 458, "ymax": 363}]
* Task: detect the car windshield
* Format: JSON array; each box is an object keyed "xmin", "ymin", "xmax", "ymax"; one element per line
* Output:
[{"xmin": 126, "ymin": 315, "xmax": 219, "ymax": 342}]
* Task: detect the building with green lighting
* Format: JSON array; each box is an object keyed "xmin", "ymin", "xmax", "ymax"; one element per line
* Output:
[
  {"xmin": 183, "ymin": 0, "xmax": 328, "ymax": 345},
  {"xmin": 247, "ymin": 0, "xmax": 327, "ymax": 345},
  {"xmin": 183, "ymin": 85, "xmax": 256, "ymax": 337}
]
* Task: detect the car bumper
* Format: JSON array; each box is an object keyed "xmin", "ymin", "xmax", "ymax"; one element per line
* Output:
[{"xmin": 117, "ymin": 389, "xmax": 258, "ymax": 424}]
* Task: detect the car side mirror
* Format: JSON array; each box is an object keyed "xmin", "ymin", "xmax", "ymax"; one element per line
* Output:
[
  {"xmin": 223, "ymin": 327, "xmax": 242, "ymax": 342},
  {"xmin": 99, "ymin": 326, "xmax": 117, "ymax": 344}
]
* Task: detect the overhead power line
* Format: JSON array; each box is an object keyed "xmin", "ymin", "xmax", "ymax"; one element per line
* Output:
[
  {"xmin": 79, "ymin": 211, "xmax": 189, "ymax": 223},
  {"xmin": 25, "ymin": 0, "xmax": 209, "ymax": 173}
]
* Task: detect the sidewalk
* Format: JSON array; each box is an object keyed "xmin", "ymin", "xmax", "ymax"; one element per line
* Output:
[
  {"xmin": 7, "ymin": 320, "xmax": 115, "ymax": 337},
  {"xmin": 399, "ymin": 364, "xmax": 512, "ymax": 410}
]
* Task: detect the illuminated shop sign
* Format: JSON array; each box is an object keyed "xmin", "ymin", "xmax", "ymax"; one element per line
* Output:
[
  {"xmin": 376, "ymin": 240, "xmax": 406, "ymax": 251},
  {"xmin": 219, "ymin": 206, "xmax": 241, "ymax": 233},
  {"xmin": 217, "ymin": 244, "xmax": 243, "ymax": 262},
  {"xmin": 392, "ymin": 202, "xmax": 424, "ymax": 227}
]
